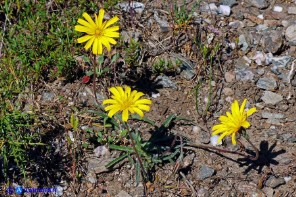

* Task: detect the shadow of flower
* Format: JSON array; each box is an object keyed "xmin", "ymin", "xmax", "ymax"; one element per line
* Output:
[{"xmin": 238, "ymin": 140, "xmax": 286, "ymax": 174}]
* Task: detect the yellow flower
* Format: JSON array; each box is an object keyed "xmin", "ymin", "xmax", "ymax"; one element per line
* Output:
[
  {"xmin": 75, "ymin": 9, "xmax": 119, "ymax": 55},
  {"xmin": 212, "ymin": 99, "xmax": 257, "ymax": 145},
  {"xmin": 102, "ymin": 86, "xmax": 152, "ymax": 122}
]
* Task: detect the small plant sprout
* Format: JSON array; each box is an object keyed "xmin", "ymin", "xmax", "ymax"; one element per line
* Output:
[{"xmin": 212, "ymin": 99, "xmax": 257, "ymax": 145}]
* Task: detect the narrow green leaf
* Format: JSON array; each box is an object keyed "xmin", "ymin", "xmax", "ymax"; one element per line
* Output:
[{"xmin": 105, "ymin": 153, "xmax": 128, "ymax": 168}]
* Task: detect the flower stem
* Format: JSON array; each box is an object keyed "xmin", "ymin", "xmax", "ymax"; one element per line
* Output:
[
  {"xmin": 125, "ymin": 123, "xmax": 148, "ymax": 194},
  {"xmin": 242, "ymin": 135, "xmax": 259, "ymax": 161},
  {"xmin": 93, "ymin": 55, "xmax": 100, "ymax": 105},
  {"xmin": 186, "ymin": 142, "xmax": 249, "ymax": 157}
]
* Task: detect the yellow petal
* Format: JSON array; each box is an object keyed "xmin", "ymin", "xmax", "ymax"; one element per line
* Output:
[
  {"xmin": 135, "ymin": 99, "xmax": 152, "ymax": 105},
  {"xmin": 105, "ymin": 104, "xmax": 120, "ymax": 111},
  {"xmin": 116, "ymin": 86, "xmax": 125, "ymax": 98},
  {"xmin": 240, "ymin": 99, "xmax": 247, "ymax": 114},
  {"xmin": 97, "ymin": 40, "xmax": 103, "ymax": 55},
  {"xmin": 132, "ymin": 92, "xmax": 144, "ymax": 102},
  {"xmin": 105, "ymin": 26, "xmax": 120, "ymax": 32},
  {"xmin": 84, "ymin": 37, "xmax": 95, "ymax": 50},
  {"xmin": 247, "ymin": 107, "xmax": 257, "ymax": 117},
  {"xmin": 77, "ymin": 35, "xmax": 93, "ymax": 43},
  {"xmin": 105, "ymin": 37, "xmax": 117, "ymax": 45},
  {"xmin": 132, "ymin": 107, "xmax": 144, "ymax": 118},
  {"xmin": 104, "ymin": 16, "xmax": 119, "ymax": 28},
  {"xmin": 104, "ymin": 31, "xmax": 120, "ymax": 38},
  {"xmin": 137, "ymin": 104, "xmax": 150, "ymax": 111},
  {"xmin": 217, "ymin": 132, "xmax": 229, "ymax": 143},
  {"xmin": 92, "ymin": 38, "xmax": 98, "ymax": 54},
  {"xmin": 97, "ymin": 9, "xmax": 104, "ymax": 27},
  {"xmin": 107, "ymin": 107, "xmax": 120, "ymax": 118},
  {"xmin": 77, "ymin": 18, "xmax": 94, "ymax": 29},
  {"xmin": 110, "ymin": 87, "xmax": 120, "ymax": 98},
  {"xmin": 102, "ymin": 99, "xmax": 118, "ymax": 105},
  {"xmin": 101, "ymin": 37, "xmax": 111, "ymax": 51},
  {"xmin": 75, "ymin": 25, "xmax": 92, "ymax": 33},
  {"xmin": 231, "ymin": 133, "xmax": 237, "ymax": 145},
  {"xmin": 124, "ymin": 86, "xmax": 131, "ymax": 98},
  {"xmin": 82, "ymin": 12, "xmax": 96, "ymax": 27},
  {"xmin": 231, "ymin": 100, "xmax": 240, "ymax": 118},
  {"xmin": 122, "ymin": 109, "xmax": 129, "ymax": 122},
  {"xmin": 241, "ymin": 121, "xmax": 250, "ymax": 128}
]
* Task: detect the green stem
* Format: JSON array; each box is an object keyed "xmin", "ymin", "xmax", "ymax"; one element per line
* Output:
[{"xmin": 124, "ymin": 122, "xmax": 148, "ymax": 194}]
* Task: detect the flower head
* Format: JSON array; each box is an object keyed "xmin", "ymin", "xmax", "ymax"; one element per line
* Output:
[
  {"xmin": 212, "ymin": 99, "xmax": 257, "ymax": 145},
  {"xmin": 75, "ymin": 9, "xmax": 119, "ymax": 55},
  {"xmin": 102, "ymin": 86, "xmax": 152, "ymax": 122}
]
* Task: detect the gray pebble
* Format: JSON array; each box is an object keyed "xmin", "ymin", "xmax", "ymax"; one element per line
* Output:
[
  {"xmin": 261, "ymin": 91, "xmax": 283, "ymax": 105},
  {"xmin": 265, "ymin": 176, "xmax": 285, "ymax": 188},
  {"xmin": 197, "ymin": 165, "xmax": 215, "ymax": 180},
  {"xmin": 256, "ymin": 77, "xmax": 277, "ymax": 90}
]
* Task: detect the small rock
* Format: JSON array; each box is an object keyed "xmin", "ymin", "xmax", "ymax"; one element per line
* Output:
[
  {"xmin": 229, "ymin": 21, "xmax": 244, "ymax": 29},
  {"xmin": 225, "ymin": 71, "xmax": 235, "ymax": 82},
  {"xmin": 256, "ymin": 24, "xmax": 268, "ymax": 31},
  {"xmin": 87, "ymin": 173, "xmax": 97, "ymax": 184},
  {"xmin": 183, "ymin": 153, "xmax": 195, "ymax": 168},
  {"xmin": 42, "ymin": 92, "xmax": 55, "ymax": 101},
  {"xmin": 271, "ymin": 56, "xmax": 292, "ymax": 69},
  {"xmin": 284, "ymin": 177, "xmax": 292, "ymax": 183},
  {"xmin": 257, "ymin": 14, "xmax": 264, "ymax": 19},
  {"xmin": 235, "ymin": 56, "xmax": 251, "ymax": 69},
  {"xmin": 262, "ymin": 30, "xmax": 283, "ymax": 54},
  {"xmin": 285, "ymin": 24, "xmax": 296, "ymax": 45},
  {"xmin": 197, "ymin": 165, "xmax": 215, "ymax": 180},
  {"xmin": 220, "ymin": 0, "xmax": 237, "ymax": 7},
  {"xmin": 261, "ymin": 91, "xmax": 283, "ymax": 105},
  {"xmin": 201, "ymin": 3, "xmax": 218, "ymax": 13},
  {"xmin": 210, "ymin": 135, "xmax": 222, "ymax": 146},
  {"xmin": 151, "ymin": 92, "xmax": 160, "ymax": 98},
  {"xmin": 238, "ymin": 35, "xmax": 249, "ymax": 51},
  {"xmin": 94, "ymin": 145, "xmax": 110, "ymax": 157},
  {"xmin": 54, "ymin": 185, "xmax": 63, "ymax": 197},
  {"xmin": 273, "ymin": 6, "xmax": 283, "ymax": 12},
  {"xmin": 256, "ymin": 77, "xmax": 278, "ymax": 90},
  {"xmin": 265, "ymin": 176, "xmax": 285, "ymax": 188},
  {"xmin": 155, "ymin": 75, "xmax": 177, "ymax": 90},
  {"xmin": 88, "ymin": 157, "xmax": 116, "ymax": 174},
  {"xmin": 261, "ymin": 112, "xmax": 284, "ymax": 119},
  {"xmin": 252, "ymin": 51, "xmax": 266, "ymax": 65},
  {"xmin": 223, "ymin": 87, "xmax": 234, "ymax": 96},
  {"xmin": 218, "ymin": 5, "xmax": 231, "ymax": 16},
  {"xmin": 288, "ymin": 7, "xmax": 296, "ymax": 14},
  {"xmin": 235, "ymin": 69, "xmax": 254, "ymax": 81},
  {"xmin": 247, "ymin": 0, "xmax": 269, "ymax": 9},
  {"xmin": 257, "ymin": 68, "xmax": 265, "ymax": 75},
  {"xmin": 115, "ymin": 190, "xmax": 132, "ymax": 197},
  {"xmin": 197, "ymin": 188, "xmax": 209, "ymax": 197},
  {"xmin": 192, "ymin": 126, "xmax": 202, "ymax": 134},
  {"xmin": 154, "ymin": 11, "xmax": 169, "ymax": 32},
  {"xmin": 117, "ymin": 2, "xmax": 145, "ymax": 14}
]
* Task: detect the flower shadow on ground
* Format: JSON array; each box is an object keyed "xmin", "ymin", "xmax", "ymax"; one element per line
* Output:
[{"xmin": 237, "ymin": 140, "xmax": 286, "ymax": 174}]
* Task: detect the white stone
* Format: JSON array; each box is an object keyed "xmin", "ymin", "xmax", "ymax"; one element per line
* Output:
[
  {"xmin": 284, "ymin": 176, "xmax": 292, "ymax": 183},
  {"xmin": 218, "ymin": 5, "xmax": 231, "ymax": 16},
  {"xmin": 151, "ymin": 92, "xmax": 160, "ymax": 98},
  {"xmin": 273, "ymin": 6, "xmax": 283, "ymax": 12},
  {"xmin": 210, "ymin": 135, "xmax": 222, "ymax": 146},
  {"xmin": 251, "ymin": 51, "xmax": 266, "ymax": 65},
  {"xmin": 257, "ymin": 14, "xmax": 264, "ymax": 19}
]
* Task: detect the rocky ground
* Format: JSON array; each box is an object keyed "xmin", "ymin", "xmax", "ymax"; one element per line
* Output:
[{"xmin": 3, "ymin": 0, "xmax": 296, "ymax": 196}]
